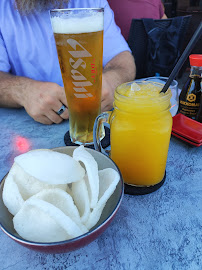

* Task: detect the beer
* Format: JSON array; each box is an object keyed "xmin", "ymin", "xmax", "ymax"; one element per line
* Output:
[{"xmin": 50, "ymin": 9, "xmax": 104, "ymax": 144}]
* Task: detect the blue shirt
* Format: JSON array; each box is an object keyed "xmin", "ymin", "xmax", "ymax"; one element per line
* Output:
[{"xmin": 0, "ymin": 0, "xmax": 130, "ymax": 86}]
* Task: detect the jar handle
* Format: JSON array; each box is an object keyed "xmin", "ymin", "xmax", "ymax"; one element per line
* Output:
[{"xmin": 93, "ymin": 111, "xmax": 111, "ymax": 156}]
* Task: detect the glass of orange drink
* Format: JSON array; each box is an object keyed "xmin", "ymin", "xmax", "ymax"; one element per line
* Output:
[{"xmin": 94, "ymin": 81, "xmax": 172, "ymax": 194}]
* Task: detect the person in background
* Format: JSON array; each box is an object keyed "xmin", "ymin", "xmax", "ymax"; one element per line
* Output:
[
  {"xmin": 108, "ymin": 0, "xmax": 168, "ymax": 40},
  {"xmin": 0, "ymin": 0, "xmax": 136, "ymax": 125}
]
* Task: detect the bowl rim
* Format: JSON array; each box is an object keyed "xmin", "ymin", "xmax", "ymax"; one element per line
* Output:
[{"xmin": 0, "ymin": 146, "xmax": 124, "ymax": 246}]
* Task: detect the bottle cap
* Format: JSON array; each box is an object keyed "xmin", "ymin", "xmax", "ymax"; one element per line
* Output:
[{"xmin": 189, "ymin": 54, "xmax": 202, "ymax": 67}]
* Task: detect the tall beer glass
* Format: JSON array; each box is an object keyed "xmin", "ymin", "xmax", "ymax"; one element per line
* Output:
[{"xmin": 50, "ymin": 8, "xmax": 104, "ymax": 145}]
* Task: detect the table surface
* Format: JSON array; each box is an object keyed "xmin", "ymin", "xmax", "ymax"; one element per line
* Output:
[{"xmin": 0, "ymin": 107, "xmax": 201, "ymax": 270}]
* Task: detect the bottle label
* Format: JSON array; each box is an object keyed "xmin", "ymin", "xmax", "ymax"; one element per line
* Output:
[
  {"xmin": 179, "ymin": 99, "xmax": 200, "ymax": 118},
  {"xmin": 178, "ymin": 76, "xmax": 201, "ymax": 119}
]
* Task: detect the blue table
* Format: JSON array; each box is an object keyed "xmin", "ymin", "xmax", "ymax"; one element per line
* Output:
[{"xmin": 0, "ymin": 107, "xmax": 202, "ymax": 270}]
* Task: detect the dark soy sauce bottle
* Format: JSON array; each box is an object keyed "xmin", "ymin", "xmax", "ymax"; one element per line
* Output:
[
  {"xmin": 196, "ymin": 94, "xmax": 202, "ymax": 123},
  {"xmin": 178, "ymin": 54, "xmax": 202, "ymax": 120}
]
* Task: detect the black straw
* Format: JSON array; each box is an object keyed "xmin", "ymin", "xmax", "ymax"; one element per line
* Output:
[{"xmin": 161, "ymin": 21, "xmax": 202, "ymax": 93}]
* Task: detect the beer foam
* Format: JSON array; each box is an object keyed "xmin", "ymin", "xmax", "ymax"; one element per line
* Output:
[{"xmin": 51, "ymin": 12, "xmax": 103, "ymax": 34}]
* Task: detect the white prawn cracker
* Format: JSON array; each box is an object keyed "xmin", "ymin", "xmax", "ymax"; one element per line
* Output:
[
  {"xmin": 2, "ymin": 164, "xmax": 25, "ymax": 216},
  {"xmin": 85, "ymin": 168, "xmax": 120, "ymax": 230},
  {"xmin": 71, "ymin": 178, "xmax": 90, "ymax": 223},
  {"xmin": 73, "ymin": 146, "xmax": 99, "ymax": 209},
  {"xmin": 13, "ymin": 196, "xmax": 88, "ymax": 243},
  {"xmin": 2, "ymin": 163, "xmax": 67, "ymax": 216},
  {"xmin": 15, "ymin": 149, "xmax": 85, "ymax": 184},
  {"xmin": 33, "ymin": 188, "xmax": 87, "ymax": 233}
]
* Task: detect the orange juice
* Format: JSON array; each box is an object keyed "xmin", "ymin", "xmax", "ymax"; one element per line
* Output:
[{"xmin": 110, "ymin": 81, "xmax": 172, "ymax": 186}]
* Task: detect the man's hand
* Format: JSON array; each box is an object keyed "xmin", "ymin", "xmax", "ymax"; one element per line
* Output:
[
  {"xmin": 0, "ymin": 72, "xmax": 69, "ymax": 125},
  {"xmin": 101, "ymin": 51, "xmax": 136, "ymax": 112},
  {"xmin": 101, "ymin": 73, "xmax": 115, "ymax": 111},
  {"xmin": 21, "ymin": 81, "xmax": 69, "ymax": 125}
]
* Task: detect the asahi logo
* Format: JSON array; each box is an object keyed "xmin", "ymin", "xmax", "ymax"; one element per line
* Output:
[{"xmin": 67, "ymin": 38, "xmax": 94, "ymax": 99}]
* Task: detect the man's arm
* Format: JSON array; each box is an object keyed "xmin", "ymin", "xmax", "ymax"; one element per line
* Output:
[
  {"xmin": 101, "ymin": 51, "xmax": 136, "ymax": 111},
  {"xmin": 0, "ymin": 71, "xmax": 69, "ymax": 124},
  {"xmin": 161, "ymin": 14, "xmax": 168, "ymax": 19},
  {"xmin": 0, "ymin": 50, "xmax": 135, "ymax": 123},
  {"xmin": 161, "ymin": 1, "xmax": 168, "ymax": 19}
]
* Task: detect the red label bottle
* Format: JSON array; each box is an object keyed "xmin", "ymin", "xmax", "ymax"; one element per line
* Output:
[{"xmin": 178, "ymin": 54, "xmax": 202, "ymax": 120}]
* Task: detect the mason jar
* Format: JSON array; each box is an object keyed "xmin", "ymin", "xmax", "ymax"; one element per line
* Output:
[{"xmin": 94, "ymin": 81, "xmax": 172, "ymax": 191}]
